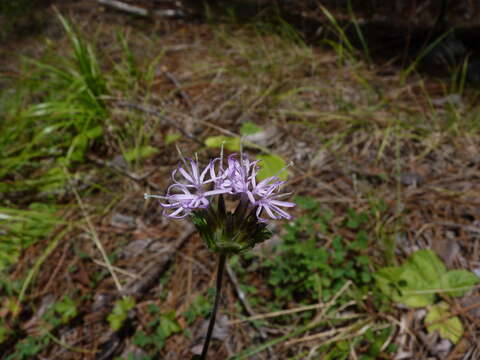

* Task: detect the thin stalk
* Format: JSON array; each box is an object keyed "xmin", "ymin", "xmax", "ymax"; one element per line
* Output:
[{"xmin": 197, "ymin": 252, "xmax": 227, "ymax": 360}]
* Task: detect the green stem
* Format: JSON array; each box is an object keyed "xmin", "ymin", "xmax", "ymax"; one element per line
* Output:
[{"xmin": 197, "ymin": 252, "xmax": 227, "ymax": 360}]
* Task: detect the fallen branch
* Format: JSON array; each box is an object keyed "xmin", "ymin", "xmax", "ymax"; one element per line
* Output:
[
  {"xmin": 96, "ymin": 226, "xmax": 195, "ymax": 360},
  {"xmin": 162, "ymin": 67, "xmax": 194, "ymax": 110},
  {"xmin": 98, "ymin": 0, "xmax": 149, "ymax": 17}
]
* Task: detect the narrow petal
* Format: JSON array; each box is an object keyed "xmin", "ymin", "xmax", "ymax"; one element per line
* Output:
[
  {"xmin": 270, "ymin": 200, "xmax": 296, "ymax": 208},
  {"xmin": 199, "ymin": 161, "xmax": 211, "ymax": 183},
  {"xmin": 270, "ymin": 205, "xmax": 291, "ymax": 219},
  {"xmin": 204, "ymin": 189, "xmax": 230, "ymax": 196},
  {"xmin": 189, "ymin": 159, "xmax": 199, "ymax": 182},
  {"xmin": 264, "ymin": 205, "xmax": 277, "ymax": 219},
  {"xmin": 178, "ymin": 166, "xmax": 194, "ymax": 183}
]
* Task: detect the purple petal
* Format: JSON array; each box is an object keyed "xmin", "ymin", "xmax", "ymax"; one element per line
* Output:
[
  {"xmin": 270, "ymin": 200, "xmax": 296, "ymax": 208},
  {"xmin": 189, "ymin": 159, "xmax": 199, "ymax": 182},
  {"xmin": 270, "ymin": 205, "xmax": 291, "ymax": 219},
  {"xmin": 179, "ymin": 167, "xmax": 194, "ymax": 183},
  {"xmin": 264, "ymin": 206, "xmax": 277, "ymax": 219}
]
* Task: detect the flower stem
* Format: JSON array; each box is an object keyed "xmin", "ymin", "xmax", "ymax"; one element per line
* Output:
[{"xmin": 198, "ymin": 252, "xmax": 227, "ymax": 360}]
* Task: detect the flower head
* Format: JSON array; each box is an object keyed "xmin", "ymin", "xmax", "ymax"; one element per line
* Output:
[
  {"xmin": 144, "ymin": 158, "xmax": 228, "ymax": 218},
  {"xmin": 145, "ymin": 150, "xmax": 295, "ymax": 252}
]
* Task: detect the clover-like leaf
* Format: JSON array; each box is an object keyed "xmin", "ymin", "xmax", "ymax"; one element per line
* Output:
[{"xmin": 107, "ymin": 296, "xmax": 136, "ymax": 331}]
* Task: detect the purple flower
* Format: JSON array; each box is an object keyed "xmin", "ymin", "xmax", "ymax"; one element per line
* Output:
[
  {"xmin": 252, "ymin": 178, "xmax": 295, "ymax": 221},
  {"xmin": 145, "ymin": 158, "xmax": 228, "ymax": 218},
  {"xmin": 146, "ymin": 151, "xmax": 295, "ymax": 222}
]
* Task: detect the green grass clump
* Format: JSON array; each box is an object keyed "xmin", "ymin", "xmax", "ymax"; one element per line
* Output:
[
  {"xmin": 1, "ymin": 12, "xmax": 108, "ymax": 195},
  {"xmin": 0, "ymin": 12, "xmax": 111, "ymax": 274}
]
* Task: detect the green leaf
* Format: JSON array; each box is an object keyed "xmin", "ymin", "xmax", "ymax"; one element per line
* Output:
[
  {"xmin": 397, "ymin": 265, "xmax": 436, "ymax": 307},
  {"xmin": 204, "ymin": 135, "xmax": 241, "ymax": 151},
  {"xmin": 256, "ymin": 154, "xmax": 288, "ymax": 181},
  {"xmin": 294, "ymin": 196, "xmax": 319, "ymax": 211},
  {"xmin": 375, "ymin": 265, "xmax": 435, "ymax": 307},
  {"xmin": 159, "ymin": 311, "xmax": 181, "ymax": 338},
  {"xmin": 54, "ymin": 296, "xmax": 77, "ymax": 324},
  {"xmin": 84, "ymin": 125, "xmax": 103, "ymax": 139},
  {"xmin": 123, "ymin": 146, "xmax": 159, "ymax": 162},
  {"xmin": 425, "ymin": 302, "xmax": 463, "ymax": 344},
  {"xmin": 240, "ymin": 122, "xmax": 262, "ymax": 135},
  {"xmin": 107, "ymin": 296, "xmax": 136, "ymax": 331},
  {"xmin": 440, "ymin": 270, "xmax": 480, "ymax": 298},
  {"xmin": 132, "ymin": 330, "xmax": 152, "ymax": 348},
  {"xmin": 0, "ymin": 324, "xmax": 9, "ymax": 344},
  {"xmin": 165, "ymin": 132, "xmax": 181, "ymax": 145},
  {"xmin": 405, "ymin": 249, "xmax": 447, "ymax": 288}
]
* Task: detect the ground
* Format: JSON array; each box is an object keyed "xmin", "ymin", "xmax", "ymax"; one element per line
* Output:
[{"xmin": 1, "ymin": 1, "xmax": 479, "ymax": 359}]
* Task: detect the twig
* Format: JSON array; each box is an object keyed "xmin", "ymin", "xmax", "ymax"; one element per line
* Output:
[
  {"xmin": 96, "ymin": 226, "xmax": 195, "ymax": 360},
  {"xmin": 98, "ymin": 0, "xmax": 149, "ymax": 17},
  {"xmin": 433, "ymin": 221, "xmax": 480, "ymax": 234},
  {"xmin": 226, "ymin": 263, "xmax": 277, "ymax": 359},
  {"xmin": 229, "ymin": 300, "xmax": 330, "ymax": 325},
  {"xmin": 92, "ymin": 259, "xmax": 138, "ymax": 279},
  {"xmin": 123, "ymin": 225, "xmax": 195, "ymax": 295},
  {"xmin": 116, "ymin": 101, "xmax": 203, "ymax": 145},
  {"xmin": 162, "ymin": 67, "xmax": 194, "ymax": 110},
  {"xmin": 86, "ymin": 154, "xmax": 161, "ymax": 191}
]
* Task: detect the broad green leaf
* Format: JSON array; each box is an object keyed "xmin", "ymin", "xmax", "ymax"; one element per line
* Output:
[
  {"xmin": 165, "ymin": 132, "xmax": 181, "ymax": 145},
  {"xmin": 426, "ymin": 302, "xmax": 463, "ymax": 344},
  {"xmin": 123, "ymin": 146, "xmax": 159, "ymax": 162},
  {"xmin": 204, "ymin": 135, "xmax": 241, "ymax": 151},
  {"xmin": 240, "ymin": 122, "xmax": 262, "ymax": 135},
  {"xmin": 375, "ymin": 265, "xmax": 435, "ymax": 307},
  {"xmin": 405, "ymin": 249, "xmax": 446, "ymax": 288},
  {"xmin": 256, "ymin": 154, "xmax": 288, "ymax": 181},
  {"xmin": 397, "ymin": 265, "xmax": 436, "ymax": 307},
  {"xmin": 440, "ymin": 270, "xmax": 480, "ymax": 298}
]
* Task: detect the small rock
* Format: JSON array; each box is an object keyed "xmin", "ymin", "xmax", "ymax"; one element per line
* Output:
[
  {"xmin": 431, "ymin": 94, "xmax": 462, "ymax": 107},
  {"xmin": 244, "ymin": 125, "xmax": 278, "ymax": 147},
  {"xmin": 400, "ymin": 172, "xmax": 424, "ymax": 187}
]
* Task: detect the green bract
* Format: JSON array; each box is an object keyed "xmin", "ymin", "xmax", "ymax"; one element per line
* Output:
[{"xmin": 191, "ymin": 195, "xmax": 272, "ymax": 254}]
